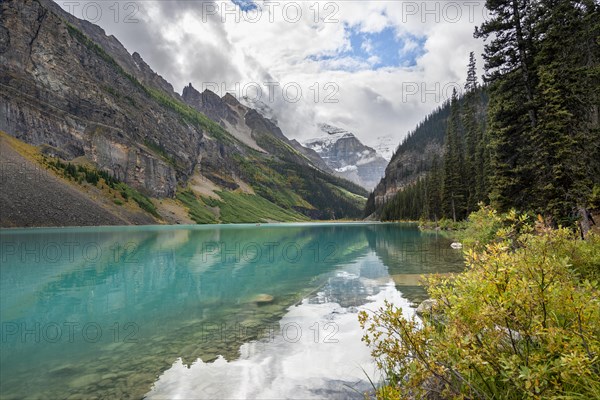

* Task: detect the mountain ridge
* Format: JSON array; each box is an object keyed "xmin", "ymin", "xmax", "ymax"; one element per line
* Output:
[
  {"xmin": 0, "ymin": 0, "xmax": 367, "ymax": 226},
  {"xmin": 303, "ymin": 123, "xmax": 388, "ymax": 190}
]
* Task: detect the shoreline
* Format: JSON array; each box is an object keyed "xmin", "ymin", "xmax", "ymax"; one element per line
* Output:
[{"xmin": 0, "ymin": 220, "xmax": 393, "ymax": 232}]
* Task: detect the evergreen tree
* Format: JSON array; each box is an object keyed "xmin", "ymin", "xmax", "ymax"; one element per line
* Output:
[
  {"xmin": 378, "ymin": 79, "xmax": 488, "ymax": 223},
  {"xmin": 475, "ymin": 0, "xmax": 539, "ymax": 126},
  {"xmin": 476, "ymin": 0, "xmax": 599, "ymax": 228},
  {"xmin": 364, "ymin": 192, "xmax": 376, "ymax": 218},
  {"xmin": 465, "ymin": 51, "xmax": 478, "ymax": 92},
  {"xmin": 442, "ymin": 89, "xmax": 467, "ymax": 221},
  {"xmin": 426, "ymin": 155, "xmax": 443, "ymax": 221},
  {"xmin": 475, "ymin": 0, "xmax": 540, "ymax": 213},
  {"xmin": 376, "ymin": 1, "xmax": 598, "ymax": 227},
  {"xmin": 531, "ymin": 0, "xmax": 600, "ymax": 227},
  {"xmin": 463, "ymin": 52, "xmax": 482, "ymax": 213},
  {"xmin": 476, "ymin": 108, "xmax": 492, "ymax": 204}
]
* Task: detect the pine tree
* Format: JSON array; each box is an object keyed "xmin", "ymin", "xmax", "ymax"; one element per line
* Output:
[
  {"xmin": 531, "ymin": 0, "xmax": 600, "ymax": 227},
  {"xmin": 465, "ymin": 52, "xmax": 478, "ymax": 93},
  {"xmin": 426, "ymin": 155, "xmax": 443, "ymax": 221},
  {"xmin": 442, "ymin": 90, "xmax": 467, "ymax": 221},
  {"xmin": 475, "ymin": 0, "xmax": 599, "ymax": 229},
  {"xmin": 475, "ymin": 0, "xmax": 539, "ymax": 126},
  {"xmin": 475, "ymin": 0, "xmax": 540, "ymax": 213},
  {"xmin": 463, "ymin": 52, "xmax": 481, "ymax": 213},
  {"xmin": 476, "ymin": 106, "xmax": 492, "ymax": 204},
  {"xmin": 364, "ymin": 192, "xmax": 376, "ymax": 218}
]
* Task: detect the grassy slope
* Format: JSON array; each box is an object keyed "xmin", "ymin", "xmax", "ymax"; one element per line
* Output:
[{"xmin": 176, "ymin": 189, "xmax": 309, "ymax": 224}]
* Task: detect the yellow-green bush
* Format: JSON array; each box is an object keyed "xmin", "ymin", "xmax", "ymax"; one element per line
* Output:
[{"xmin": 360, "ymin": 210, "xmax": 600, "ymax": 399}]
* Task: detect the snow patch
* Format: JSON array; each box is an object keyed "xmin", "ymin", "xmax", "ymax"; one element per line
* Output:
[{"xmin": 335, "ymin": 165, "xmax": 358, "ymax": 173}]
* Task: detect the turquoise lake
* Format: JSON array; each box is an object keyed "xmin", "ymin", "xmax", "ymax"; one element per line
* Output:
[{"xmin": 0, "ymin": 223, "xmax": 463, "ymax": 399}]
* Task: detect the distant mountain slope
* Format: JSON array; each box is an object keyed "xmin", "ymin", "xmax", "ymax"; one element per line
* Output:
[
  {"xmin": 0, "ymin": 0, "xmax": 366, "ymax": 224},
  {"xmin": 303, "ymin": 124, "xmax": 388, "ymax": 190},
  {"xmin": 364, "ymin": 89, "xmax": 488, "ymax": 218}
]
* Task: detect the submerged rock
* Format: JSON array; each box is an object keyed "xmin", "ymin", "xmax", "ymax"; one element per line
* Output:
[
  {"xmin": 253, "ymin": 294, "xmax": 274, "ymax": 305},
  {"xmin": 68, "ymin": 373, "xmax": 102, "ymax": 388}
]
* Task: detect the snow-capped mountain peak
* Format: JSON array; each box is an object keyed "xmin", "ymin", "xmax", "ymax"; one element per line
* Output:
[{"xmin": 301, "ymin": 124, "xmax": 389, "ymax": 190}]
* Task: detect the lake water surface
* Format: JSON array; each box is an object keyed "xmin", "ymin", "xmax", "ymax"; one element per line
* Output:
[{"xmin": 0, "ymin": 223, "xmax": 463, "ymax": 399}]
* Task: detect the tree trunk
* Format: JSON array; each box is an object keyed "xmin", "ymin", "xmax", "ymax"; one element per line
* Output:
[
  {"xmin": 578, "ymin": 206, "xmax": 592, "ymax": 239},
  {"xmin": 451, "ymin": 196, "xmax": 457, "ymax": 222}
]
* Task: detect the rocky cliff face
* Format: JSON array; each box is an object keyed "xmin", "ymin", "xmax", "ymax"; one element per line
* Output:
[
  {"xmin": 0, "ymin": 0, "xmax": 367, "ymax": 221},
  {"xmin": 0, "ymin": 0, "xmax": 198, "ymax": 196},
  {"xmin": 183, "ymin": 84, "xmax": 240, "ymax": 127},
  {"xmin": 372, "ymin": 141, "xmax": 444, "ymax": 207},
  {"xmin": 303, "ymin": 124, "xmax": 388, "ymax": 190},
  {"xmin": 36, "ymin": 0, "xmax": 178, "ymax": 99}
]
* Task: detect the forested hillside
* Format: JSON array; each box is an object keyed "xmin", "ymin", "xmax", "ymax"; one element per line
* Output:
[{"xmin": 370, "ymin": 0, "xmax": 600, "ymax": 232}]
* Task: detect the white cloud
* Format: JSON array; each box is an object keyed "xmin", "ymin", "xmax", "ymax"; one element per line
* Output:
[
  {"xmin": 361, "ymin": 38, "xmax": 374, "ymax": 54},
  {"xmin": 400, "ymin": 37, "xmax": 419, "ymax": 54},
  {"xmin": 54, "ymin": 0, "xmax": 487, "ymax": 149}
]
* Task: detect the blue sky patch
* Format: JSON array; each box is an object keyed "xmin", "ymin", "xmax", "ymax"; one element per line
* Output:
[
  {"xmin": 308, "ymin": 25, "xmax": 426, "ymax": 71},
  {"xmin": 231, "ymin": 0, "xmax": 258, "ymax": 12}
]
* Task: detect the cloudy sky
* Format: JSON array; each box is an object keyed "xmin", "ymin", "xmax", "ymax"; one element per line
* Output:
[{"xmin": 55, "ymin": 0, "xmax": 487, "ymax": 151}]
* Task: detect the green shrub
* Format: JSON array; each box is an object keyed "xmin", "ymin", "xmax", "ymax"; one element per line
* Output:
[
  {"xmin": 176, "ymin": 190, "xmax": 217, "ymax": 224},
  {"xmin": 437, "ymin": 218, "xmax": 468, "ymax": 231},
  {"xmin": 98, "ymin": 170, "xmax": 118, "ymax": 188},
  {"xmin": 65, "ymin": 163, "xmax": 77, "ymax": 178},
  {"xmin": 360, "ymin": 211, "xmax": 600, "ymax": 399},
  {"xmin": 418, "ymin": 217, "xmax": 469, "ymax": 232},
  {"xmin": 84, "ymin": 169, "xmax": 99, "ymax": 185},
  {"xmin": 201, "ymin": 196, "xmax": 221, "ymax": 208},
  {"xmin": 130, "ymin": 191, "xmax": 159, "ymax": 218}
]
